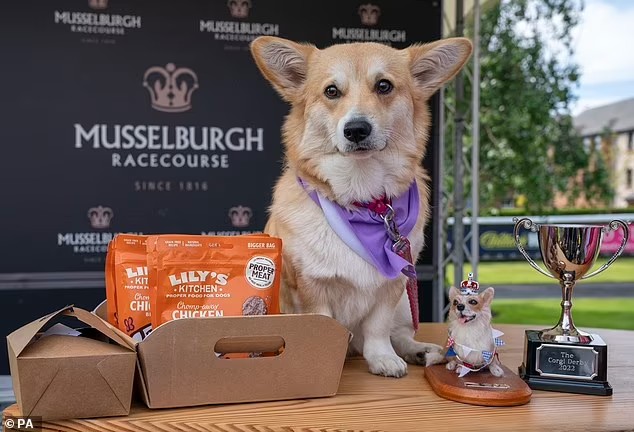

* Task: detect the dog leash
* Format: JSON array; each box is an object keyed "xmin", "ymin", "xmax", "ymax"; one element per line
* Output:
[{"xmin": 354, "ymin": 197, "xmax": 419, "ymax": 330}]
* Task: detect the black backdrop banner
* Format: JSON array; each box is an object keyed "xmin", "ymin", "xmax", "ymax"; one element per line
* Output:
[{"xmin": 0, "ymin": 0, "xmax": 442, "ymax": 275}]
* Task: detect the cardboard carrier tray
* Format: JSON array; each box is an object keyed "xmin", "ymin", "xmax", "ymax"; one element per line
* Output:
[{"xmin": 94, "ymin": 301, "xmax": 351, "ymax": 409}]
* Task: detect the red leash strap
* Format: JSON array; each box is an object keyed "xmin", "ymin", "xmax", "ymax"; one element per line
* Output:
[{"xmin": 393, "ymin": 239, "xmax": 419, "ymax": 330}]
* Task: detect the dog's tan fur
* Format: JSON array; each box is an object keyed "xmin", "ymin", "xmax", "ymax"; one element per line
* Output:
[{"xmin": 250, "ymin": 36, "xmax": 472, "ymax": 377}]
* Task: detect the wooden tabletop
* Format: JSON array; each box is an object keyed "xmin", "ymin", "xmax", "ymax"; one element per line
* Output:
[{"xmin": 4, "ymin": 323, "xmax": 634, "ymax": 432}]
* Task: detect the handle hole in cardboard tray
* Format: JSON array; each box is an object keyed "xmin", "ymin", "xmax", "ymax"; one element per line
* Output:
[{"xmin": 214, "ymin": 335, "xmax": 285, "ymax": 359}]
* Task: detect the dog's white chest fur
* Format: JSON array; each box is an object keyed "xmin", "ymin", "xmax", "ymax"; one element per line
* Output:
[{"xmin": 449, "ymin": 322, "xmax": 495, "ymax": 366}]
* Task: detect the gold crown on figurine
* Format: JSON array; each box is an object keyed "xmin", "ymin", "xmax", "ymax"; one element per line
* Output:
[
  {"xmin": 460, "ymin": 272, "xmax": 480, "ymax": 295},
  {"xmin": 143, "ymin": 63, "xmax": 199, "ymax": 113}
]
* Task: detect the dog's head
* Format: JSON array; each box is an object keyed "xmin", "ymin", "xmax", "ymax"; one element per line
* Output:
[
  {"xmin": 448, "ymin": 286, "xmax": 494, "ymax": 326},
  {"xmin": 250, "ymin": 37, "xmax": 472, "ymax": 203}
]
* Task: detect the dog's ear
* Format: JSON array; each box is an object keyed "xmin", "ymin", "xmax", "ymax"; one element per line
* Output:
[
  {"xmin": 481, "ymin": 287, "xmax": 495, "ymax": 307},
  {"xmin": 407, "ymin": 37, "xmax": 473, "ymax": 98},
  {"xmin": 448, "ymin": 286, "xmax": 459, "ymax": 301},
  {"xmin": 250, "ymin": 36, "xmax": 316, "ymax": 101}
]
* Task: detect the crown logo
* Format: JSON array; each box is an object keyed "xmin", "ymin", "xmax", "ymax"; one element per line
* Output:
[
  {"xmin": 143, "ymin": 63, "xmax": 199, "ymax": 113},
  {"xmin": 459, "ymin": 273, "xmax": 480, "ymax": 295},
  {"xmin": 228, "ymin": 0, "xmax": 251, "ymax": 19},
  {"xmin": 88, "ymin": 206, "xmax": 113, "ymax": 229},
  {"xmin": 358, "ymin": 3, "xmax": 380, "ymax": 26},
  {"xmin": 229, "ymin": 206, "xmax": 253, "ymax": 228},
  {"xmin": 88, "ymin": 0, "xmax": 108, "ymax": 10}
]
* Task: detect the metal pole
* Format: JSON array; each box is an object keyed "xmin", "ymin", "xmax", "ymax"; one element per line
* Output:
[
  {"xmin": 434, "ymin": 87, "xmax": 446, "ymax": 323},
  {"xmin": 470, "ymin": 0, "xmax": 481, "ymax": 279},
  {"xmin": 453, "ymin": 0, "xmax": 465, "ymax": 288}
]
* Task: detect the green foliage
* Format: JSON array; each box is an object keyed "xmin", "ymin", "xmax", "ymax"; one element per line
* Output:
[
  {"xmin": 445, "ymin": 0, "xmax": 614, "ymax": 214},
  {"xmin": 492, "ymin": 298, "xmax": 634, "ymax": 330}
]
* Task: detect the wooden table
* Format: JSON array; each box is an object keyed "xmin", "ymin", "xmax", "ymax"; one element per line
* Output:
[{"xmin": 4, "ymin": 323, "xmax": 634, "ymax": 432}]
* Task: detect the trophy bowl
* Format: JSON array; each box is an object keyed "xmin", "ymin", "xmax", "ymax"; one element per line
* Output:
[{"xmin": 513, "ymin": 217, "xmax": 630, "ymax": 395}]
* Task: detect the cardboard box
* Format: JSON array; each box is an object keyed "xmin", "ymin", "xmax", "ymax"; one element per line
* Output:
[
  {"xmin": 7, "ymin": 306, "xmax": 136, "ymax": 420},
  {"xmin": 94, "ymin": 301, "xmax": 351, "ymax": 409}
]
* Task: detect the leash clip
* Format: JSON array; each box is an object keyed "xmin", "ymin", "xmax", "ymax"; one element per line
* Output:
[{"xmin": 381, "ymin": 204, "xmax": 402, "ymax": 242}]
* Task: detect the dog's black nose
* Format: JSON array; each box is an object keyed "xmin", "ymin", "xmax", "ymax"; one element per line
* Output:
[
  {"xmin": 457, "ymin": 304, "xmax": 465, "ymax": 312},
  {"xmin": 343, "ymin": 120, "xmax": 372, "ymax": 143}
]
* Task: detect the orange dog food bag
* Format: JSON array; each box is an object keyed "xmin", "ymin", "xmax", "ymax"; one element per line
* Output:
[
  {"xmin": 152, "ymin": 234, "xmax": 281, "ymax": 328},
  {"xmin": 113, "ymin": 234, "xmax": 152, "ymax": 341},
  {"xmin": 105, "ymin": 239, "xmax": 118, "ymax": 327},
  {"xmin": 146, "ymin": 235, "xmax": 160, "ymax": 320}
]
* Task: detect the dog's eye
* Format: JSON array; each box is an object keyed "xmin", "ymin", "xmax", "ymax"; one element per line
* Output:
[
  {"xmin": 468, "ymin": 299, "xmax": 478, "ymax": 305},
  {"xmin": 375, "ymin": 79, "xmax": 393, "ymax": 94},
  {"xmin": 324, "ymin": 85, "xmax": 341, "ymax": 99},
  {"xmin": 453, "ymin": 299, "xmax": 458, "ymax": 306}
]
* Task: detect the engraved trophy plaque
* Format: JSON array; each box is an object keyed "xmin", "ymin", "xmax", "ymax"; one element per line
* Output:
[{"xmin": 513, "ymin": 218, "xmax": 629, "ymax": 395}]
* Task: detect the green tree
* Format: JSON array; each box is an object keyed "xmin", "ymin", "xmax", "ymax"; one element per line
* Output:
[{"xmin": 445, "ymin": 0, "xmax": 613, "ymax": 214}]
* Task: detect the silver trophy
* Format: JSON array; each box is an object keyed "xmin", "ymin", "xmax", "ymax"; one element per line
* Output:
[{"xmin": 513, "ymin": 218, "xmax": 629, "ymax": 395}]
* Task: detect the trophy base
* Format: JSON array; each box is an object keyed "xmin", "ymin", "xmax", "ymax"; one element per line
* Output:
[
  {"xmin": 539, "ymin": 326, "xmax": 594, "ymax": 344},
  {"xmin": 519, "ymin": 330, "xmax": 612, "ymax": 396},
  {"xmin": 518, "ymin": 364, "xmax": 612, "ymax": 396}
]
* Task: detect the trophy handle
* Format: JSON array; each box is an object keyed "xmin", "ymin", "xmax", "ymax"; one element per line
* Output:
[
  {"xmin": 582, "ymin": 220, "xmax": 630, "ymax": 279},
  {"xmin": 513, "ymin": 217, "xmax": 556, "ymax": 279}
]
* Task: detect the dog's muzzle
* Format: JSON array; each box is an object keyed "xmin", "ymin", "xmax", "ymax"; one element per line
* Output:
[
  {"xmin": 339, "ymin": 118, "xmax": 385, "ymax": 155},
  {"xmin": 459, "ymin": 312, "xmax": 476, "ymax": 324},
  {"xmin": 343, "ymin": 119, "xmax": 372, "ymax": 144}
]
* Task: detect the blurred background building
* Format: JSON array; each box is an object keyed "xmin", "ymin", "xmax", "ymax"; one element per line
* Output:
[{"xmin": 574, "ymin": 97, "xmax": 634, "ymax": 208}]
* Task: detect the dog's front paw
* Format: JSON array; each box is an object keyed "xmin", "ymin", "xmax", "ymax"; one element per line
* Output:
[
  {"xmin": 446, "ymin": 360, "xmax": 457, "ymax": 371},
  {"xmin": 395, "ymin": 341, "xmax": 443, "ymax": 366},
  {"xmin": 489, "ymin": 363, "xmax": 504, "ymax": 377},
  {"xmin": 423, "ymin": 350, "xmax": 445, "ymax": 366},
  {"xmin": 366, "ymin": 354, "xmax": 408, "ymax": 378}
]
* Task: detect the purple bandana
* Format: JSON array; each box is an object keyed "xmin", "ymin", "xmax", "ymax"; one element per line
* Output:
[{"xmin": 298, "ymin": 178, "xmax": 420, "ymax": 280}]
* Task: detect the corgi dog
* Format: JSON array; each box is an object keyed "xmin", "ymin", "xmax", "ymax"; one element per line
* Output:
[
  {"xmin": 250, "ymin": 36, "xmax": 472, "ymax": 377},
  {"xmin": 426, "ymin": 278, "xmax": 504, "ymax": 377}
]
